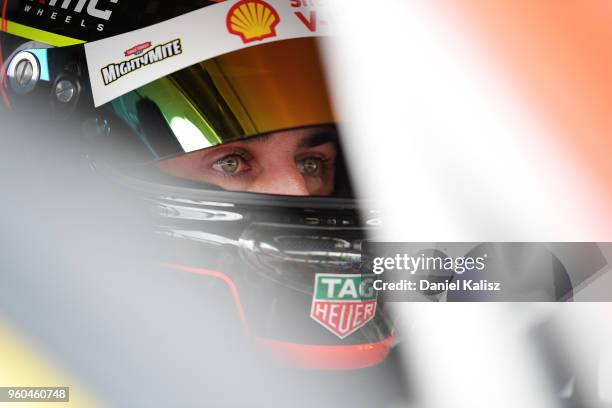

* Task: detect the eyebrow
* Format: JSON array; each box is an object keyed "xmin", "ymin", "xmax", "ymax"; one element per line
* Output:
[
  {"xmin": 298, "ymin": 131, "xmax": 338, "ymax": 148},
  {"xmin": 236, "ymin": 129, "xmax": 338, "ymax": 148},
  {"xmin": 243, "ymin": 133, "xmax": 273, "ymax": 144}
]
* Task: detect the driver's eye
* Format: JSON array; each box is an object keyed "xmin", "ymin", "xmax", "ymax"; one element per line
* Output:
[
  {"xmin": 297, "ymin": 157, "xmax": 323, "ymax": 176},
  {"xmin": 213, "ymin": 154, "xmax": 246, "ymax": 174}
]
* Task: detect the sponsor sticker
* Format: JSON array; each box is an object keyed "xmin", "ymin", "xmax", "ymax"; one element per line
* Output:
[
  {"xmin": 290, "ymin": 0, "xmax": 329, "ymax": 33},
  {"xmin": 22, "ymin": 0, "xmax": 120, "ymax": 34},
  {"xmin": 85, "ymin": 0, "xmax": 332, "ymax": 107},
  {"xmin": 124, "ymin": 42, "xmax": 152, "ymax": 57},
  {"xmin": 100, "ymin": 39, "xmax": 182, "ymax": 86},
  {"xmin": 310, "ymin": 274, "xmax": 377, "ymax": 339},
  {"xmin": 226, "ymin": 0, "xmax": 280, "ymax": 43}
]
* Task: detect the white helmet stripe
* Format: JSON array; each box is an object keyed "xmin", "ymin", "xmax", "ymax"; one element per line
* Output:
[{"xmin": 85, "ymin": 0, "xmax": 331, "ymax": 107}]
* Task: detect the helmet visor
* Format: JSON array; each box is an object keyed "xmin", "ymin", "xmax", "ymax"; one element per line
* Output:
[{"xmin": 104, "ymin": 37, "xmax": 336, "ymax": 163}]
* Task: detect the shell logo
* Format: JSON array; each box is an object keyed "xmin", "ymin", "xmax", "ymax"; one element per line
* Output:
[{"xmin": 226, "ymin": 0, "xmax": 281, "ymax": 44}]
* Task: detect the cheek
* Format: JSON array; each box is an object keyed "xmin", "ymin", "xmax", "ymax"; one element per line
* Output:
[
  {"xmin": 306, "ymin": 167, "xmax": 335, "ymax": 196},
  {"xmin": 157, "ymin": 154, "xmax": 202, "ymax": 178}
]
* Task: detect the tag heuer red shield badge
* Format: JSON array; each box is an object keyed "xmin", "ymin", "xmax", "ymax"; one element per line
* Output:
[{"xmin": 310, "ymin": 274, "xmax": 377, "ymax": 339}]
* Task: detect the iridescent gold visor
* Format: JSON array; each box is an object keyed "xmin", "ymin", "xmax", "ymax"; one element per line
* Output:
[{"xmin": 105, "ymin": 37, "xmax": 336, "ymax": 163}]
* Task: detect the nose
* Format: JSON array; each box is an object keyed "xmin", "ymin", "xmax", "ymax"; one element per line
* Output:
[{"xmin": 247, "ymin": 164, "xmax": 310, "ymax": 196}]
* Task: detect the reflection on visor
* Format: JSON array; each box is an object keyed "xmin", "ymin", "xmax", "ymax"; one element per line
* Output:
[{"xmin": 105, "ymin": 37, "xmax": 335, "ymax": 163}]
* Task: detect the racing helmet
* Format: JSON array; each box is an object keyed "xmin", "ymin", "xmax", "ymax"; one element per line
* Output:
[{"xmin": 0, "ymin": 0, "xmax": 394, "ymax": 369}]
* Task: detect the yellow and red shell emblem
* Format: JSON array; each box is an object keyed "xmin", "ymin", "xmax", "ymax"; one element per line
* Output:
[{"xmin": 226, "ymin": 0, "xmax": 280, "ymax": 44}]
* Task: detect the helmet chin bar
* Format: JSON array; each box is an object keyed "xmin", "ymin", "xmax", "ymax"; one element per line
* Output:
[
  {"xmin": 239, "ymin": 223, "xmax": 366, "ymax": 294},
  {"xmin": 91, "ymin": 159, "xmax": 393, "ymax": 351}
]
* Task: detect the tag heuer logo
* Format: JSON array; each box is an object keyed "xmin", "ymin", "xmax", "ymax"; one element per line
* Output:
[{"xmin": 310, "ymin": 274, "xmax": 377, "ymax": 339}]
